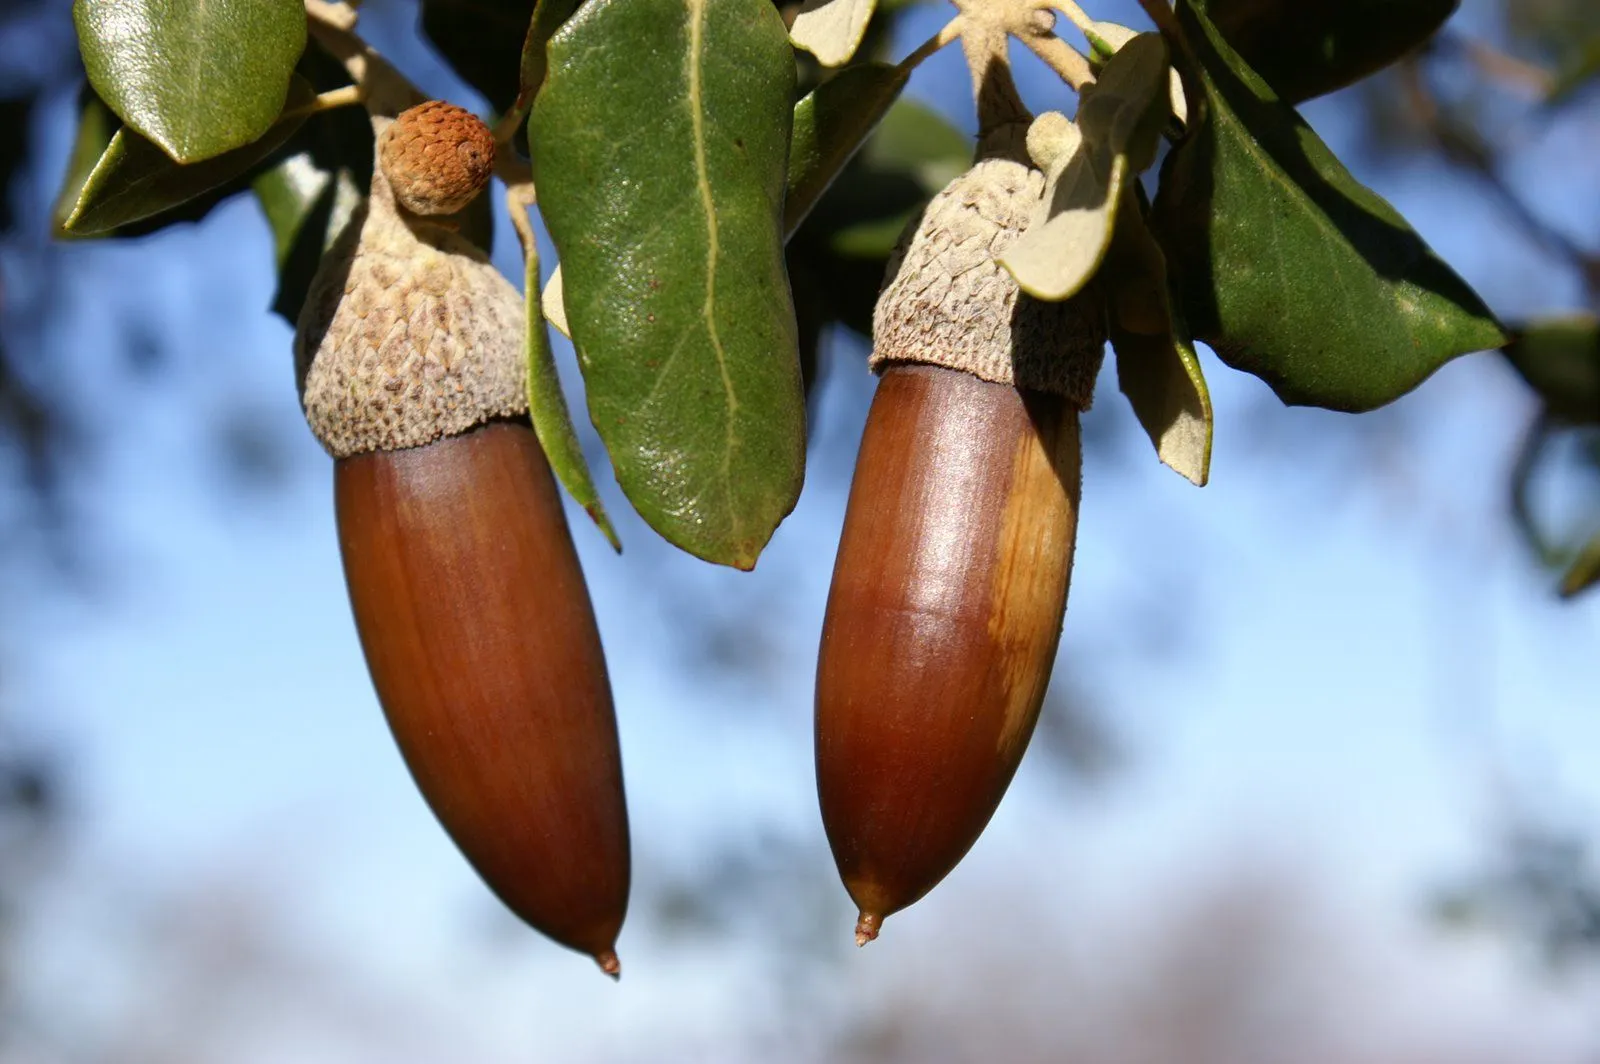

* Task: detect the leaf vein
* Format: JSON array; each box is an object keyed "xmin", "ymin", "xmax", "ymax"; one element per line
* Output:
[{"xmin": 686, "ymin": 0, "xmax": 741, "ymax": 536}]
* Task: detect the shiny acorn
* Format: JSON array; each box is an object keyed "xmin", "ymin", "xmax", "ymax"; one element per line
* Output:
[
  {"xmin": 816, "ymin": 152, "xmax": 1105, "ymax": 944},
  {"xmin": 295, "ymin": 123, "xmax": 629, "ymax": 974}
]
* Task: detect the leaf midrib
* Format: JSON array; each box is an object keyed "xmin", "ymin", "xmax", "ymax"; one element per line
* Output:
[{"xmin": 685, "ymin": 0, "xmax": 743, "ymax": 541}]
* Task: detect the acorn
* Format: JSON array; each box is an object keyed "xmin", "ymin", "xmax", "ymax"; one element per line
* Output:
[
  {"xmin": 295, "ymin": 110, "xmax": 629, "ymax": 974},
  {"xmin": 815, "ymin": 150, "xmax": 1105, "ymax": 944}
]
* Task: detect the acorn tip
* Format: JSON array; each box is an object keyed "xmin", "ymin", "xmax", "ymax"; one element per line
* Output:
[
  {"xmin": 854, "ymin": 911, "xmax": 882, "ymax": 947},
  {"xmin": 595, "ymin": 950, "xmax": 621, "ymax": 980}
]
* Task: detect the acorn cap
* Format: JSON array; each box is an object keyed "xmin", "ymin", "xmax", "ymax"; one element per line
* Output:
[
  {"xmin": 295, "ymin": 116, "xmax": 527, "ymax": 459},
  {"xmin": 378, "ymin": 100, "xmax": 496, "ymax": 216},
  {"xmin": 872, "ymin": 157, "xmax": 1106, "ymax": 409}
]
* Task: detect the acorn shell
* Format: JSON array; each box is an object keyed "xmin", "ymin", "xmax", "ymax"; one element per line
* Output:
[
  {"xmin": 336, "ymin": 420, "xmax": 631, "ymax": 972},
  {"xmin": 816, "ymin": 363, "xmax": 1082, "ymax": 943}
]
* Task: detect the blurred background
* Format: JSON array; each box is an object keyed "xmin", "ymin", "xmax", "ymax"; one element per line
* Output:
[{"xmin": 3, "ymin": 0, "xmax": 1600, "ymax": 1060}]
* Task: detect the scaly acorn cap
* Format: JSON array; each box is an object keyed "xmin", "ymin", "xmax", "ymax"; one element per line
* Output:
[
  {"xmin": 871, "ymin": 154, "xmax": 1106, "ymax": 408},
  {"xmin": 295, "ymin": 114, "xmax": 526, "ymax": 459}
]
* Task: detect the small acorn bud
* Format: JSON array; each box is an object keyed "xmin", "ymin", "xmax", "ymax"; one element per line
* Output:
[
  {"xmin": 816, "ymin": 153, "xmax": 1105, "ymax": 944},
  {"xmin": 378, "ymin": 100, "xmax": 495, "ymax": 216},
  {"xmin": 296, "ymin": 126, "xmax": 629, "ymax": 974}
]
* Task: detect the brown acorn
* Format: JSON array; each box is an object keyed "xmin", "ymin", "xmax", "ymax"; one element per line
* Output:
[
  {"xmin": 815, "ymin": 153, "xmax": 1105, "ymax": 944},
  {"xmin": 296, "ymin": 118, "xmax": 629, "ymax": 974}
]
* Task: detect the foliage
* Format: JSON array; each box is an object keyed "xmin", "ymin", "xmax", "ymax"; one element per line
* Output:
[
  {"xmin": 47, "ymin": 0, "xmax": 1593, "ymax": 575},
  {"xmin": 1152, "ymin": 0, "xmax": 1503, "ymax": 413}
]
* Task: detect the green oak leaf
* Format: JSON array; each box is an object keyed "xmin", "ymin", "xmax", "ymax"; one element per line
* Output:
[
  {"xmin": 530, "ymin": 0, "xmax": 803, "ymax": 569},
  {"xmin": 252, "ymin": 141, "xmax": 368, "ymax": 324},
  {"xmin": 52, "ymin": 90, "xmax": 123, "ymax": 237},
  {"xmin": 53, "ymin": 89, "xmax": 285, "ymax": 241},
  {"xmin": 62, "ymin": 75, "xmax": 315, "ymax": 237},
  {"xmin": 1198, "ymin": 0, "xmax": 1457, "ymax": 103},
  {"xmin": 542, "ymin": 62, "xmax": 908, "ymax": 343},
  {"xmin": 1502, "ymin": 315, "xmax": 1600, "ymax": 425},
  {"xmin": 786, "ymin": 62, "xmax": 908, "ymax": 236},
  {"xmin": 500, "ymin": 0, "xmax": 585, "ymax": 135},
  {"xmin": 74, "ymin": 0, "xmax": 306, "ymax": 163},
  {"xmin": 522, "ymin": 229, "xmax": 621, "ymax": 550},
  {"xmin": 1152, "ymin": 0, "xmax": 1504, "ymax": 413}
]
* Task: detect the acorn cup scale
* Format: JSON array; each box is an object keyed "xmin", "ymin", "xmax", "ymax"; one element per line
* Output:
[
  {"xmin": 816, "ymin": 149, "xmax": 1105, "ymax": 944},
  {"xmin": 296, "ymin": 103, "xmax": 629, "ymax": 974}
]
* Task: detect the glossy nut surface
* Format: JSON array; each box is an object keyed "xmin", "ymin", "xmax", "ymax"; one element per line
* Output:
[
  {"xmin": 816, "ymin": 364, "xmax": 1081, "ymax": 942},
  {"xmin": 336, "ymin": 420, "xmax": 630, "ymax": 972}
]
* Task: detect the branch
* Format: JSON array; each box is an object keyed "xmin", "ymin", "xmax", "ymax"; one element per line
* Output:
[
  {"xmin": 1017, "ymin": 27, "xmax": 1093, "ymax": 91},
  {"xmin": 1439, "ymin": 30, "xmax": 1554, "ymax": 99},
  {"xmin": 1400, "ymin": 57, "xmax": 1600, "ymax": 299},
  {"xmin": 305, "ymin": 0, "xmax": 419, "ymax": 116},
  {"xmin": 899, "ymin": 16, "xmax": 965, "ymax": 75}
]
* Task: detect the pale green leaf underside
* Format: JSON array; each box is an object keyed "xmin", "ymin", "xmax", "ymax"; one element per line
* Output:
[
  {"xmin": 1087, "ymin": 20, "xmax": 1187, "ymax": 126},
  {"xmin": 542, "ymin": 263, "xmax": 570, "ymax": 337},
  {"xmin": 789, "ymin": 0, "xmax": 876, "ymax": 67},
  {"xmin": 1001, "ymin": 34, "xmax": 1168, "ymax": 302},
  {"xmin": 1109, "ymin": 203, "xmax": 1213, "ymax": 486},
  {"xmin": 1116, "ymin": 326, "xmax": 1213, "ymax": 486},
  {"xmin": 1001, "ymin": 119, "xmax": 1121, "ymax": 302}
]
